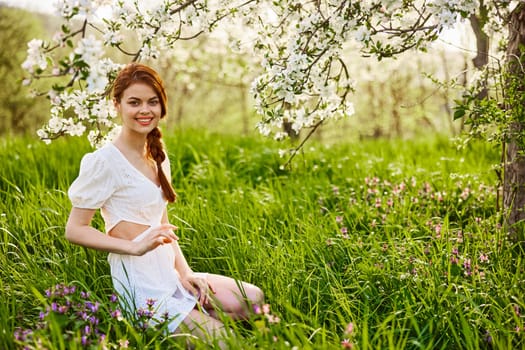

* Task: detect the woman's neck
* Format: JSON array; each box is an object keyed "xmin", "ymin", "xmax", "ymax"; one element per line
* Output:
[{"xmin": 113, "ymin": 131, "xmax": 148, "ymax": 159}]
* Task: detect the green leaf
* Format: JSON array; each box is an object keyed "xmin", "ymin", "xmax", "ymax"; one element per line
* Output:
[{"xmin": 453, "ymin": 108, "xmax": 465, "ymax": 120}]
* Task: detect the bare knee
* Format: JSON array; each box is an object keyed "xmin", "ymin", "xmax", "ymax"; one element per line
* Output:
[
  {"xmin": 183, "ymin": 309, "xmax": 225, "ymax": 335},
  {"xmin": 181, "ymin": 309, "xmax": 230, "ymax": 350}
]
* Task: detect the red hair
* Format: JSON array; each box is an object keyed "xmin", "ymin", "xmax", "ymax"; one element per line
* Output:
[{"xmin": 112, "ymin": 63, "xmax": 176, "ymax": 202}]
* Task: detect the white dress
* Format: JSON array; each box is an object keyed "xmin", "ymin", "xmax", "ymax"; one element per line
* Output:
[{"xmin": 68, "ymin": 143, "xmax": 198, "ymax": 331}]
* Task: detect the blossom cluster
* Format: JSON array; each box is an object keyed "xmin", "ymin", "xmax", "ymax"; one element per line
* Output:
[
  {"xmin": 37, "ymin": 87, "xmax": 119, "ymax": 147},
  {"xmin": 250, "ymin": 2, "xmax": 357, "ymax": 140},
  {"xmin": 21, "ymin": 0, "xmax": 486, "ymax": 148},
  {"xmin": 247, "ymin": 0, "xmax": 479, "ymax": 142}
]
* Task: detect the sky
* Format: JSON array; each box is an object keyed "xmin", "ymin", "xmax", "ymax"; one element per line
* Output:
[{"xmin": 0, "ymin": 0, "xmax": 56, "ymax": 14}]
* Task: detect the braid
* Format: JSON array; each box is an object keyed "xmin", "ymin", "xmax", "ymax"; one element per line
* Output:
[{"xmin": 147, "ymin": 127, "xmax": 176, "ymax": 202}]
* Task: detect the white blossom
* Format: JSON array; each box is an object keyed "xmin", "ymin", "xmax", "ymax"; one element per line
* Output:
[
  {"xmin": 66, "ymin": 119, "xmax": 87, "ymax": 136},
  {"xmin": 48, "ymin": 117, "xmax": 64, "ymax": 133},
  {"xmin": 103, "ymin": 30, "xmax": 123, "ymax": 46},
  {"xmin": 278, "ymin": 149, "xmax": 288, "ymax": 158},
  {"xmin": 86, "ymin": 71, "xmax": 108, "ymax": 93},
  {"xmin": 139, "ymin": 44, "xmax": 160, "ymax": 61},
  {"xmin": 438, "ymin": 8, "xmax": 458, "ymax": 29},
  {"xmin": 354, "ymin": 26, "xmax": 371, "ymax": 42},
  {"xmin": 36, "ymin": 129, "xmax": 50, "ymax": 143},
  {"xmin": 256, "ymin": 122, "xmax": 272, "ymax": 137},
  {"xmin": 75, "ymin": 35, "xmax": 103, "ymax": 66},
  {"xmin": 54, "ymin": 0, "xmax": 98, "ymax": 20},
  {"xmin": 21, "ymin": 39, "xmax": 47, "ymax": 73}
]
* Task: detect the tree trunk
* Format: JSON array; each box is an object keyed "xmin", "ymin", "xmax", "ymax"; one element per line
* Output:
[
  {"xmin": 504, "ymin": 3, "xmax": 525, "ymax": 242},
  {"xmin": 469, "ymin": 9, "xmax": 489, "ymax": 100}
]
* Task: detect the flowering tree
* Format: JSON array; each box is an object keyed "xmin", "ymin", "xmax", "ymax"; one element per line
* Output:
[{"xmin": 22, "ymin": 0, "xmax": 525, "ymax": 237}]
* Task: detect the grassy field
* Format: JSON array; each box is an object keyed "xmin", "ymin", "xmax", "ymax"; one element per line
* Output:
[{"xmin": 1, "ymin": 129, "xmax": 523, "ymax": 349}]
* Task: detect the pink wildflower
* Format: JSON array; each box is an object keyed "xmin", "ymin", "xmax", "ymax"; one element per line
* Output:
[
  {"xmin": 341, "ymin": 339, "xmax": 353, "ymax": 348},
  {"xmin": 266, "ymin": 314, "xmax": 281, "ymax": 324},
  {"xmin": 345, "ymin": 322, "xmax": 354, "ymax": 335},
  {"xmin": 479, "ymin": 253, "xmax": 489, "ymax": 263}
]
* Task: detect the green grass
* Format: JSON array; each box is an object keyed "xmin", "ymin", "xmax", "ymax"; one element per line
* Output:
[{"xmin": 1, "ymin": 129, "xmax": 523, "ymax": 349}]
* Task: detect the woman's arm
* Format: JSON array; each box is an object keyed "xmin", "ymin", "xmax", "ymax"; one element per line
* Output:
[{"xmin": 66, "ymin": 207, "xmax": 177, "ymax": 256}]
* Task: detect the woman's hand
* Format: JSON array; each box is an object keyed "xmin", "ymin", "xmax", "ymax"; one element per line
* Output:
[
  {"xmin": 181, "ymin": 274, "xmax": 216, "ymax": 306},
  {"xmin": 132, "ymin": 224, "xmax": 178, "ymax": 256}
]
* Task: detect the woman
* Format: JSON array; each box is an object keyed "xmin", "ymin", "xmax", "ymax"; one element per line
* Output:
[{"xmin": 65, "ymin": 63, "xmax": 264, "ymax": 346}]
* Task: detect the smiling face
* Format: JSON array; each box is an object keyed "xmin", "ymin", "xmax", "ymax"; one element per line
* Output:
[{"xmin": 114, "ymin": 82, "xmax": 162, "ymax": 136}]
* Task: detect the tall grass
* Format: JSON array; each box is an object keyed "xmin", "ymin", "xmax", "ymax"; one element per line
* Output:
[{"xmin": 1, "ymin": 130, "xmax": 523, "ymax": 349}]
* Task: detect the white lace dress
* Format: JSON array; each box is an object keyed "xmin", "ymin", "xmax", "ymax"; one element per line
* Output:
[{"xmin": 68, "ymin": 143, "xmax": 198, "ymax": 331}]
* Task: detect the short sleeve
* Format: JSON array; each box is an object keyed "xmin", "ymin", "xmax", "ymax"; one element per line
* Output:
[{"xmin": 68, "ymin": 151, "xmax": 116, "ymax": 209}]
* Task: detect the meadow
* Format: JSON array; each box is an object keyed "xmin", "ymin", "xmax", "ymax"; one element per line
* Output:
[{"xmin": 1, "ymin": 129, "xmax": 523, "ymax": 349}]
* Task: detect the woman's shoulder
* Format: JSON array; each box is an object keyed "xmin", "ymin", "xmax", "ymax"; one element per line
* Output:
[
  {"xmin": 81, "ymin": 143, "xmax": 116, "ymax": 162},
  {"xmin": 69, "ymin": 144, "xmax": 119, "ymax": 208},
  {"xmin": 77, "ymin": 144, "xmax": 118, "ymax": 174}
]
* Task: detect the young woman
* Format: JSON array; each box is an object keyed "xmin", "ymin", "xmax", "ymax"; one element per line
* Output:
[{"xmin": 65, "ymin": 63, "xmax": 264, "ymax": 346}]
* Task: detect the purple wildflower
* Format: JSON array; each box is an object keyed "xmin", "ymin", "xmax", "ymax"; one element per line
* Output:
[
  {"xmin": 111, "ymin": 309, "xmax": 122, "ymax": 319},
  {"xmin": 88, "ymin": 316, "xmax": 99, "ymax": 325},
  {"xmin": 58, "ymin": 305, "xmax": 68, "ymax": 314},
  {"xmin": 85, "ymin": 301, "xmax": 99, "ymax": 313},
  {"xmin": 81, "ymin": 335, "xmax": 89, "ymax": 346}
]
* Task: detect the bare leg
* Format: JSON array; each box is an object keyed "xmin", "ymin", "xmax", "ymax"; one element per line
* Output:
[
  {"xmin": 203, "ymin": 273, "xmax": 264, "ymax": 320},
  {"xmin": 178, "ymin": 308, "xmax": 229, "ymax": 349}
]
